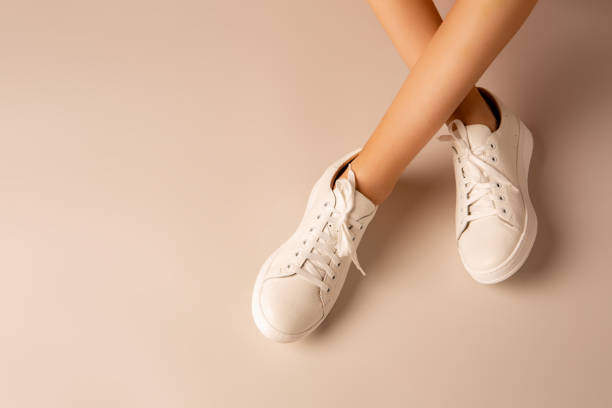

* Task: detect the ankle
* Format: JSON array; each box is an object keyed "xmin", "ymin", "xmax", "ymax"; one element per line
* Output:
[
  {"xmin": 448, "ymin": 87, "xmax": 498, "ymax": 132},
  {"xmin": 338, "ymin": 158, "xmax": 393, "ymax": 205}
]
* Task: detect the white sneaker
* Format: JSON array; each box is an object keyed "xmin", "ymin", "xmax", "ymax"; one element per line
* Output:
[
  {"xmin": 252, "ymin": 150, "xmax": 377, "ymax": 342},
  {"xmin": 441, "ymin": 88, "xmax": 537, "ymax": 284}
]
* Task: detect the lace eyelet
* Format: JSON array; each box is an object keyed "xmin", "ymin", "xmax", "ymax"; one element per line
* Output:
[
  {"xmin": 359, "ymin": 225, "xmax": 363, "ymax": 230},
  {"xmin": 499, "ymin": 196, "xmax": 504, "ymax": 200},
  {"xmin": 302, "ymin": 240, "xmax": 307, "ymax": 245},
  {"xmin": 496, "ymin": 183, "xmax": 501, "ymax": 188},
  {"xmin": 491, "ymin": 157, "xmax": 497, "ymax": 162},
  {"xmin": 309, "ymin": 228, "xmax": 313, "ymax": 232},
  {"xmin": 332, "ymin": 275, "xmax": 336, "ymax": 280},
  {"xmin": 323, "ymin": 202, "xmax": 328, "ymax": 207},
  {"xmin": 287, "ymin": 264, "xmax": 291, "ymax": 268},
  {"xmin": 326, "ymin": 288, "xmax": 330, "ymax": 293},
  {"xmin": 490, "ymin": 143, "xmax": 495, "ymax": 149},
  {"xmin": 502, "ymin": 208, "xmax": 507, "ymax": 213},
  {"xmin": 352, "ymin": 237, "xmax": 355, "ymax": 241},
  {"xmin": 295, "ymin": 252, "xmax": 299, "ymax": 256},
  {"xmin": 337, "ymin": 262, "xmax": 341, "ymax": 267},
  {"xmin": 316, "ymin": 215, "xmax": 320, "ymax": 219}
]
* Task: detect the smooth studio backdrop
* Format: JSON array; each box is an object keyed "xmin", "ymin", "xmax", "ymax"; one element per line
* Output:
[{"xmin": 1, "ymin": 1, "xmax": 611, "ymax": 407}]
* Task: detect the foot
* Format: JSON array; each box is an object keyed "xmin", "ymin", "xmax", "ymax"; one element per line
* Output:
[
  {"xmin": 441, "ymin": 88, "xmax": 537, "ymax": 284},
  {"xmin": 251, "ymin": 150, "xmax": 378, "ymax": 342}
]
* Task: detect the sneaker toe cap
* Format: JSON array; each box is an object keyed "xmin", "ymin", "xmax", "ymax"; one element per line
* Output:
[
  {"xmin": 458, "ymin": 218, "xmax": 521, "ymax": 276},
  {"xmin": 259, "ymin": 276, "xmax": 324, "ymax": 337}
]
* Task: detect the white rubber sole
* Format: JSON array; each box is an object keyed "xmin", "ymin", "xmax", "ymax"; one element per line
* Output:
[{"xmin": 462, "ymin": 120, "xmax": 538, "ymax": 284}]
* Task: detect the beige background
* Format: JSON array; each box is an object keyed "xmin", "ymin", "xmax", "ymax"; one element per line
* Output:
[{"xmin": 1, "ymin": 1, "xmax": 611, "ymax": 407}]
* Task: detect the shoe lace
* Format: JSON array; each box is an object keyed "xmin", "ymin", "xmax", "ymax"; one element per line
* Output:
[
  {"xmin": 440, "ymin": 120, "xmax": 519, "ymax": 231},
  {"xmin": 295, "ymin": 166, "xmax": 366, "ymax": 292}
]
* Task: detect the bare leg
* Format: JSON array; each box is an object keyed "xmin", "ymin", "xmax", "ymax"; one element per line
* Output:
[
  {"xmin": 368, "ymin": 0, "xmax": 496, "ymax": 131},
  {"xmin": 350, "ymin": 0, "xmax": 538, "ymax": 204}
]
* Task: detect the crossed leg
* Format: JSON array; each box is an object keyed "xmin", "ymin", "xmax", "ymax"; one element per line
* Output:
[
  {"xmin": 368, "ymin": 0, "xmax": 500, "ymax": 132},
  {"xmin": 252, "ymin": 0, "xmax": 540, "ymax": 342},
  {"xmin": 347, "ymin": 0, "xmax": 538, "ymax": 204}
]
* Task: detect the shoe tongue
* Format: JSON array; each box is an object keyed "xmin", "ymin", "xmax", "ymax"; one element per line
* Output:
[
  {"xmin": 332, "ymin": 183, "xmax": 376, "ymax": 220},
  {"xmin": 465, "ymin": 124, "xmax": 492, "ymax": 147}
]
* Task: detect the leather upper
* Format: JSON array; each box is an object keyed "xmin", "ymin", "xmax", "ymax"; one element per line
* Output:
[
  {"xmin": 255, "ymin": 150, "xmax": 377, "ymax": 337},
  {"xmin": 452, "ymin": 89, "xmax": 528, "ymax": 273}
]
